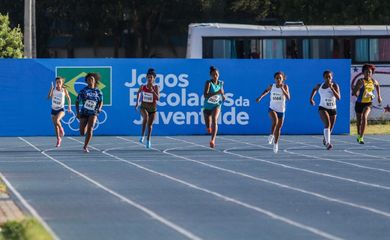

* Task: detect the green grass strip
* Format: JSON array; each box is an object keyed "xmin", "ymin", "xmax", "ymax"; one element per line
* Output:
[{"xmin": 0, "ymin": 218, "xmax": 53, "ymax": 240}]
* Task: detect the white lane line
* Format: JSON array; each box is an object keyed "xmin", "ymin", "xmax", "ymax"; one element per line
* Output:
[
  {"xmin": 280, "ymin": 138, "xmax": 390, "ymax": 174},
  {"xmin": 219, "ymin": 137, "xmax": 390, "ymax": 191},
  {"xmin": 365, "ymin": 136, "xmax": 390, "ymax": 142},
  {"xmin": 310, "ymin": 136, "xmax": 389, "ymax": 161},
  {"xmin": 19, "ymin": 137, "xmax": 202, "ymax": 240},
  {"xmin": 115, "ymin": 137, "xmax": 343, "ymax": 240},
  {"xmin": 164, "ymin": 136, "xmax": 390, "ymax": 218},
  {"xmin": 0, "ymin": 172, "xmax": 60, "ymax": 240}
]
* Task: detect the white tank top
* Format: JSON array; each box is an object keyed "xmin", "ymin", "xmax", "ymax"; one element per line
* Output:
[
  {"xmin": 319, "ymin": 83, "xmax": 336, "ymax": 109},
  {"xmin": 52, "ymin": 89, "xmax": 65, "ymax": 110},
  {"xmin": 269, "ymin": 84, "xmax": 286, "ymax": 113}
]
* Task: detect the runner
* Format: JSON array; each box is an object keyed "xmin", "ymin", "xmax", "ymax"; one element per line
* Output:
[
  {"xmin": 48, "ymin": 77, "xmax": 71, "ymax": 147},
  {"xmin": 352, "ymin": 64, "xmax": 382, "ymax": 144},
  {"xmin": 135, "ymin": 68, "xmax": 160, "ymax": 149},
  {"xmin": 203, "ymin": 66, "xmax": 225, "ymax": 148},
  {"xmin": 256, "ymin": 71, "xmax": 290, "ymax": 153},
  {"xmin": 75, "ymin": 73, "xmax": 103, "ymax": 152},
  {"xmin": 310, "ymin": 70, "xmax": 341, "ymax": 149}
]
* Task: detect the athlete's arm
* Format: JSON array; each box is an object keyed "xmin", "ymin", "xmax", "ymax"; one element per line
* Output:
[
  {"xmin": 64, "ymin": 88, "xmax": 72, "ymax": 112},
  {"xmin": 309, "ymin": 84, "xmax": 320, "ymax": 105},
  {"xmin": 152, "ymin": 85, "xmax": 160, "ymax": 100},
  {"xmin": 75, "ymin": 91, "xmax": 82, "ymax": 119},
  {"xmin": 281, "ymin": 84, "xmax": 290, "ymax": 100},
  {"xmin": 47, "ymin": 82, "xmax": 54, "ymax": 99},
  {"xmin": 330, "ymin": 83, "xmax": 341, "ymax": 100},
  {"xmin": 256, "ymin": 85, "xmax": 272, "ymax": 103},
  {"xmin": 203, "ymin": 81, "xmax": 211, "ymax": 98},
  {"xmin": 352, "ymin": 79, "xmax": 363, "ymax": 97},
  {"xmin": 375, "ymin": 80, "xmax": 382, "ymax": 104},
  {"xmin": 97, "ymin": 90, "xmax": 103, "ymax": 113},
  {"xmin": 97, "ymin": 100, "xmax": 103, "ymax": 113},
  {"xmin": 135, "ymin": 86, "xmax": 142, "ymax": 108}
]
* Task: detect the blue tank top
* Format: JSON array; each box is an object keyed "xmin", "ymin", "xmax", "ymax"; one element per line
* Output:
[{"xmin": 203, "ymin": 80, "xmax": 223, "ymax": 110}]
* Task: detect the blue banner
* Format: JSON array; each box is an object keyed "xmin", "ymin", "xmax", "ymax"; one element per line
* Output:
[{"xmin": 0, "ymin": 59, "xmax": 350, "ymax": 136}]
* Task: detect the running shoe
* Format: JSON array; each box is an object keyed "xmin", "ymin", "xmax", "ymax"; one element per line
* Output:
[
  {"xmin": 323, "ymin": 137, "xmax": 326, "ymax": 146},
  {"xmin": 326, "ymin": 143, "xmax": 333, "ymax": 150},
  {"xmin": 207, "ymin": 128, "xmax": 212, "ymax": 134},
  {"xmin": 359, "ymin": 137, "xmax": 365, "ymax": 144},
  {"xmin": 139, "ymin": 136, "xmax": 145, "ymax": 143},
  {"xmin": 209, "ymin": 140, "xmax": 215, "ymax": 148},
  {"xmin": 268, "ymin": 135, "xmax": 274, "ymax": 145},
  {"xmin": 83, "ymin": 146, "xmax": 89, "ymax": 153},
  {"xmin": 56, "ymin": 138, "xmax": 61, "ymax": 148},
  {"xmin": 146, "ymin": 140, "xmax": 151, "ymax": 149},
  {"xmin": 273, "ymin": 142, "xmax": 278, "ymax": 153}
]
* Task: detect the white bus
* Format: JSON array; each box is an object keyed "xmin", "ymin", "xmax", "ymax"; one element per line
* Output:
[
  {"xmin": 186, "ymin": 23, "xmax": 390, "ymax": 61},
  {"xmin": 186, "ymin": 23, "xmax": 390, "ymax": 120}
]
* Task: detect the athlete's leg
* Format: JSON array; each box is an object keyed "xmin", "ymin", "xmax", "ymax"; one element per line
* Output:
[
  {"xmin": 203, "ymin": 110, "xmax": 212, "ymax": 133},
  {"xmin": 56, "ymin": 111, "xmax": 65, "ymax": 137},
  {"xmin": 268, "ymin": 111, "xmax": 278, "ymax": 136},
  {"xmin": 51, "ymin": 115, "xmax": 60, "ymax": 140},
  {"xmin": 140, "ymin": 108, "xmax": 149, "ymax": 139},
  {"xmin": 79, "ymin": 117, "xmax": 88, "ymax": 136},
  {"xmin": 356, "ymin": 113, "xmax": 362, "ymax": 136},
  {"xmin": 210, "ymin": 108, "xmax": 221, "ymax": 147},
  {"xmin": 274, "ymin": 116, "xmax": 284, "ymax": 144},
  {"xmin": 360, "ymin": 106, "xmax": 371, "ymax": 139},
  {"xmin": 83, "ymin": 115, "xmax": 97, "ymax": 150},
  {"xmin": 146, "ymin": 112, "xmax": 156, "ymax": 141},
  {"xmin": 319, "ymin": 110, "xmax": 331, "ymax": 144},
  {"xmin": 329, "ymin": 114, "xmax": 337, "ymax": 132}
]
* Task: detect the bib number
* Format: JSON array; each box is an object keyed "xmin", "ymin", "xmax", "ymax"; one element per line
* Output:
[
  {"xmin": 84, "ymin": 99, "xmax": 97, "ymax": 111},
  {"xmin": 207, "ymin": 95, "xmax": 221, "ymax": 104},
  {"xmin": 364, "ymin": 91, "xmax": 375, "ymax": 99},
  {"xmin": 143, "ymin": 92, "xmax": 154, "ymax": 103},
  {"xmin": 325, "ymin": 98, "xmax": 335, "ymax": 107},
  {"xmin": 52, "ymin": 96, "xmax": 63, "ymax": 108},
  {"xmin": 271, "ymin": 93, "xmax": 283, "ymax": 102}
]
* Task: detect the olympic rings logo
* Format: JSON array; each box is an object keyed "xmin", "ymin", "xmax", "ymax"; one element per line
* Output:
[{"xmin": 61, "ymin": 110, "xmax": 108, "ymax": 131}]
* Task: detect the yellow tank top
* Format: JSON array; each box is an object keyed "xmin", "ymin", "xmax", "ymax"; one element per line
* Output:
[{"xmin": 357, "ymin": 78, "xmax": 375, "ymax": 103}]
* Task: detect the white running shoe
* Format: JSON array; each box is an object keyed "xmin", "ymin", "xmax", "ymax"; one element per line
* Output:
[
  {"xmin": 268, "ymin": 135, "xmax": 274, "ymax": 145},
  {"xmin": 139, "ymin": 136, "xmax": 144, "ymax": 143},
  {"xmin": 273, "ymin": 142, "xmax": 278, "ymax": 153}
]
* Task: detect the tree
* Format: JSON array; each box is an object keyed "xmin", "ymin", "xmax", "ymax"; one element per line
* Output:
[{"xmin": 0, "ymin": 13, "xmax": 23, "ymax": 58}]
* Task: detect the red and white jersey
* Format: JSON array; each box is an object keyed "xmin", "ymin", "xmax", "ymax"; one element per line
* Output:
[{"xmin": 141, "ymin": 85, "xmax": 158, "ymax": 104}]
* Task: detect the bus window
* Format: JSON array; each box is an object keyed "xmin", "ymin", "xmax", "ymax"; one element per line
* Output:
[
  {"xmin": 369, "ymin": 38, "xmax": 390, "ymax": 61},
  {"xmin": 355, "ymin": 38, "xmax": 369, "ymax": 62},
  {"xmin": 203, "ymin": 38, "xmax": 262, "ymax": 58},
  {"xmin": 333, "ymin": 38, "xmax": 352, "ymax": 59},
  {"xmin": 286, "ymin": 39, "xmax": 303, "ymax": 58},
  {"xmin": 309, "ymin": 39, "xmax": 333, "ymax": 59},
  {"xmin": 263, "ymin": 39, "xmax": 285, "ymax": 59}
]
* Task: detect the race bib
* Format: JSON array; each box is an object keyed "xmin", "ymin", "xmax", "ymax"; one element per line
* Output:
[
  {"xmin": 325, "ymin": 98, "xmax": 335, "ymax": 107},
  {"xmin": 207, "ymin": 95, "xmax": 221, "ymax": 104},
  {"xmin": 364, "ymin": 91, "xmax": 375, "ymax": 99},
  {"xmin": 271, "ymin": 93, "xmax": 283, "ymax": 102},
  {"xmin": 84, "ymin": 99, "xmax": 97, "ymax": 111},
  {"xmin": 52, "ymin": 96, "xmax": 63, "ymax": 108},
  {"xmin": 143, "ymin": 92, "xmax": 154, "ymax": 103}
]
